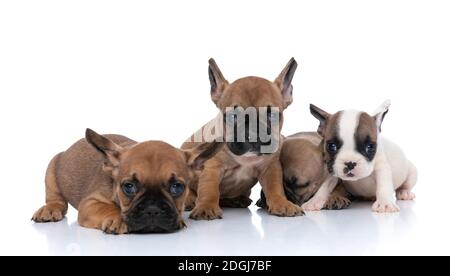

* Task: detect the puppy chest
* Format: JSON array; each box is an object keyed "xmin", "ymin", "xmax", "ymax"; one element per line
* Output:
[
  {"xmin": 221, "ymin": 165, "xmax": 259, "ymax": 195},
  {"xmin": 343, "ymin": 175, "xmax": 377, "ymax": 197}
]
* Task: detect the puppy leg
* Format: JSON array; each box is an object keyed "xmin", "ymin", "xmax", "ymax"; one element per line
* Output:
[
  {"xmin": 396, "ymin": 162, "xmax": 417, "ymax": 200},
  {"xmin": 184, "ymin": 188, "xmax": 197, "ymax": 211},
  {"xmin": 78, "ymin": 195, "xmax": 127, "ymax": 234},
  {"xmin": 32, "ymin": 153, "xmax": 68, "ymax": 222},
  {"xmin": 324, "ymin": 183, "xmax": 352, "ymax": 210},
  {"xmin": 220, "ymin": 191, "xmax": 252, "ymax": 208},
  {"xmin": 302, "ymin": 176, "xmax": 339, "ymax": 211},
  {"xmin": 189, "ymin": 164, "xmax": 223, "ymax": 220},
  {"xmin": 372, "ymin": 162, "xmax": 400, "ymax": 213},
  {"xmin": 260, "ymin": 161, "xmax": 304, "ymax": 216}
]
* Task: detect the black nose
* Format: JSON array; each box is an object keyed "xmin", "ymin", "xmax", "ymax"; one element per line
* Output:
[
  {"xmin": 146, "ymin": 206, "xmax": 162, "ymax": 217},
  {"xmin": 345, "ymin": 162, "xmax": 357, "ymax": 170}
]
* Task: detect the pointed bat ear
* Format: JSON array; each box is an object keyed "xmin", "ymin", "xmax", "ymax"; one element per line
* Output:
[
  {"xmin": 208, "ymin": 58, "xmax": 229, "ymax": 105},
  {"xmin": 274, "ymin": 58, "xmax": 298, "ymax": 108},
  {"xmin": 85, "ymin": 128, "xmax": 123, "ymax": 168},
  {"xmin": 183, "ymin": 141, "xmax": 223, "ymax": 170},
  {"xmin": 372, "ymin": 100, "xmax": 391, "ymax": 132},
  {"xmin": 309, "ymin": 104, "xmax": 331, "ymax": 136}
]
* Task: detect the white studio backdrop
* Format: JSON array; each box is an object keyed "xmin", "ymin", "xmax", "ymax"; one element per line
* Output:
[{"xmin": 0, "ymin": 0, "xmax": 449, "ymax": 255}]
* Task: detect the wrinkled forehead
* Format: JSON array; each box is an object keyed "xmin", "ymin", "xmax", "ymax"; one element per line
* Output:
[
  {"xmin": 119, "ymin": 142, "xmax": 189, "ymax": 184},
  {"xmin": 219, "ymin": 77, "xmax": 283, "ymax": 110}
]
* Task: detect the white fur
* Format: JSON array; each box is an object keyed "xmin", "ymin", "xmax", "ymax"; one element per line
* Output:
[{"xmin": 314, "ymin": 102, "xmax": 417, "ymax": 213}]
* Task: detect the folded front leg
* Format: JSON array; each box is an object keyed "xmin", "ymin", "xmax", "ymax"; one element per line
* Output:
[
  {"xmin": 189, "ymin": 164, "xmax": 224, "ymax": 220},
  {"xmin": 78, "ymin": 195, "xmax": 128, "ymax": 234}
]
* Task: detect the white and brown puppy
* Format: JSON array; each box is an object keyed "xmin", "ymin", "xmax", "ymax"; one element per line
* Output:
[{"xmin": 305, "ymin": 101, "xmax": 417, "ymax": 212}]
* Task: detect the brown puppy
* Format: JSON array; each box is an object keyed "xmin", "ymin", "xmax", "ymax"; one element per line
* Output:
[
  {"xmin": 257, "ymin": 132, "xmax": 351, "ymax": 210},
  {"xmin": 32, "ymin": 129, "xmax": 222, "ymax": 234},
  {"xmin": 182, "ymin": 58, "xmax": 303, "ymax": 220}
]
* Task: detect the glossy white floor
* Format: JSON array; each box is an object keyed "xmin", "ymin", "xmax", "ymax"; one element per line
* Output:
[{"xmin": 3, "ymin": 184, "xmax": 449, "ymax": 256}]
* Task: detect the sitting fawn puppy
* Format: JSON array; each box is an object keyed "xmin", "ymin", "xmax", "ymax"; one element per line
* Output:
[
  {"xmin": 32, "ymin": 129, "xmax": 222, "ymax": 233},
  {"xmin": 302, "ymin": 100, "xmax": 417, "ymax": 212}
]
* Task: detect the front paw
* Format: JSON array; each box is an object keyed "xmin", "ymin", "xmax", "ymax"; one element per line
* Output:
[
  {"xmin": 324, "ymin": 196, "xmax": 351, "ymax": 210},
  {"xmin": 372, "ymin": 200, "xmax": 400, "ymax": 213},
  {"xmin": 396, "ymin": 189, "xmax": 416, "ymax": 201},
  {"xmin": 102, "ymin": 216, "xmax": 128, "ymax": 234},
  {"xmin": 189, "ymin": 205, "xmax": 223, "ymax": 220},
  {"xmin": 268, "ymin": 200, "xmax": 304, "ymax": 217},
  {"xmin": 32, "ymin": 203, "xmax": 66, "ymax": 222},
  {"xmin": 302, "ymin": 197, "xmax": 327, "ymax": 211}
]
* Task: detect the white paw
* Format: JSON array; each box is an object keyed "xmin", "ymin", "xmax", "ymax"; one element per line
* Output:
[
  {"xmin": 396, "ymin": 189, "xmax": 416, "ymax": 200},
  {"xmin": 302, "ymin": 197, "xmax": 326, "ymax": 211},
  {"xmin": 372, "ymin": 200, "xmax": 400, "ymax": 213}
]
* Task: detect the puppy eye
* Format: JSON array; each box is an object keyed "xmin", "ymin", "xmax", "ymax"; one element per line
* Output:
[
  {"xmin": 169, "ymin": 182, "xmax": 185, "ymax": 197},
  {"xmin": 122, "ymin": 182, "xmax": 137, "ymax": 197},
  {"xmin": 327, "ymin": 142, "xmax": 338, "ymax": 154},
  {"xmin": 365, "ymin": 143, "xmax": 377, "ymax": 154}
]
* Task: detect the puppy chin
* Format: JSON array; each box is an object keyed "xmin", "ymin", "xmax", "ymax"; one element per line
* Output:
[
  {"xmin": 232, "ymin": 152, "xmax": 266, "ymax": 165},
  {"xmin": 125, "ymin": 213, "xmax": 183, "ymax": 233}
]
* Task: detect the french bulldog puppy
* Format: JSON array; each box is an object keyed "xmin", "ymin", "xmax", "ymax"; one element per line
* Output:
[
  {"xmin": 257, "ymin": 132, "xmax": 351, "ymax": 211},
  {"xmin": 302, "ymin": 100, "xmax": 417, "ymax": 212},
  {"xmin": 32, "ymin": 129, "xmax": 222, "ymax": 233},
  {"xmin": 182, "ymin": 58, "xmax": 304, "ymax": 220}
]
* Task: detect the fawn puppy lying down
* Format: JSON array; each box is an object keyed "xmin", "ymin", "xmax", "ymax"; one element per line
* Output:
[{"xmin": 32, "ymin": 129, "xmax": 222, "ymax": 233}]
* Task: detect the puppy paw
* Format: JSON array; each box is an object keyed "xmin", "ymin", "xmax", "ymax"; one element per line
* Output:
[
  {"xmin": 220, "ymin": 196, "xmax": 252, "ymax": 208},
  {"xmin": 268, "ymin": 200, "xmax": 304, "ymax": 217},
  {"xmin": 101, "ymin": 216, "xmax": 128, "ymax": 234},
  {"xmin": 32, "ymin": 202, "xmax": 66, "ymax": 223},
  {"xmin": 189, "ymin": 205, "xmax": 223, "ymax": 220},
  {"xmin": 372, "ymin": 200, "xmax": 400, "ymax": 213},
  {"xmin": 324, "ymin": 196, "xmax": 352, "ymax": 210},
  {"xmin": 302, "ymin": 197, "xmax": 327, "ymax": 211},
  {"xmin": 396, "ymin": 189, "xmax": 416, "ymax": 200}
]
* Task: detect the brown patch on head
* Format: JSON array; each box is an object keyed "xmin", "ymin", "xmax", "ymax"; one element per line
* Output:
[
  {"xmin": 309, "ymin": 105, "xmax": 342, "ymax": 173},
  {"xmin": 321, "ymin": 113, "xmax": 342, "ymax": 174},
  {"xmin": 355, "ymin": 112, "xmax": 378, "ymax": 161}
]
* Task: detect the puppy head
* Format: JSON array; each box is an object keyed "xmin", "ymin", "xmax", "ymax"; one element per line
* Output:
[
  {"xmin": 309, "ymin": 101, "xmax": 390, "ymax": 181},
  {"xmin": 85, "ymin": 129, "xmax": 222, "ymax": 233},
  {"xmin": 208, "ymin": 58, "xmax": 298, "ymax": 158}
]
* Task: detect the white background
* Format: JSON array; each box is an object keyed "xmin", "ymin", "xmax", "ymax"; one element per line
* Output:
[{"xmin": 0, "ymin": 0, "xmax": 449, "ymax": 256}]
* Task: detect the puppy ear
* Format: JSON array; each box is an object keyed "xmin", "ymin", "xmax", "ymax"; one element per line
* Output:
[
  {"xmin": 310, "ymin": 104, "xmax": 330, "ymax": 136},
  {"xmin": 208, "ymin": 58, "xmax": 229, "ymax": 105},
  {"xmin": 183, "ymin": 142, "xmax": 223, "ymax": 170},
  {"xmin": 373, "ymin": 100, "xmax": 391, "ymax": 132},
  {"xmin": 274, "ymin": 58, "xmax": 298, "ymax": 108},
  {"xmin": 85, "ymin": 128, "xmax": 123, "ymax": 168}
]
